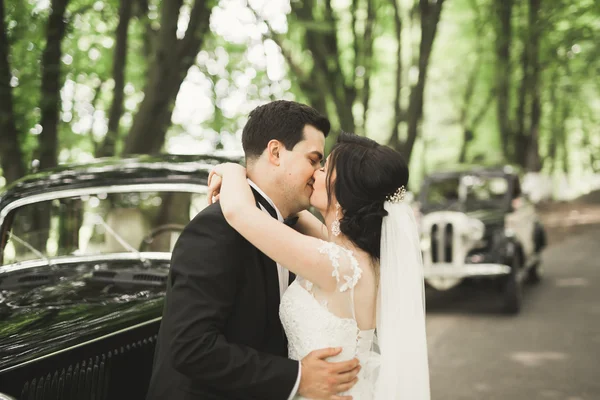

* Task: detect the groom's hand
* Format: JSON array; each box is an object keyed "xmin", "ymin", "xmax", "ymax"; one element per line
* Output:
[{"xmin": 298, "ymin": 347, "xmax": 360, "ymax": 400}]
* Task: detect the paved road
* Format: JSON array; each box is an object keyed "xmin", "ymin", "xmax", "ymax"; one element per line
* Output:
[{"xmin": 425, "ymin": 225, "xmax": 600, "ymax": 400}]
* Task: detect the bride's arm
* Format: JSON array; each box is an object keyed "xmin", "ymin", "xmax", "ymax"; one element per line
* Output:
[
  {"xmin": 207, "ymin": 173, "xmax": 327, "ymax": 241},
  {"xmin": 215, "ymin": 163, "xmax": 338, "ymax": 292}
]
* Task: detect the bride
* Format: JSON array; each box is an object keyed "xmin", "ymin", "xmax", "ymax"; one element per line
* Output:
[{"xmin": 208, "ymin": 132, "xmax": 430, "ymax": 399}]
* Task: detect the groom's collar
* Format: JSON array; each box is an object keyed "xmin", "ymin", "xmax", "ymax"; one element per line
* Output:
[{"xmin": 247, "ymin": 179, "xmax": 283, "ymax": 222}]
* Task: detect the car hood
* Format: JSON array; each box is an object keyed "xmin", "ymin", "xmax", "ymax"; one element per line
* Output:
[
  {"xmin": 464, "ymin": 209, "xmax": 505, "ymax": 227},
  {"xmin": 0, "ymin": 257, "xmax": 167, "ymax": 370}
]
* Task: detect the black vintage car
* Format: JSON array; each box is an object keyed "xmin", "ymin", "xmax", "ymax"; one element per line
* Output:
[
  {"xmin": 417, "ymin": 166, "xmax": 547, "ymax": 314},
  {"xmin": 0, "ymin": 153, "xmax": 241, "ymax": 399}
]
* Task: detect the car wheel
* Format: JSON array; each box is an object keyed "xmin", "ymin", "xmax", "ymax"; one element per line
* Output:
[
  {"xmin": 527, "ymin": 223, "xmax": 546, "ymax": 284},
  {"xmin": 534, "ymin": 222, "xmax": 547, "ymax": 252},
  {"xmin": 527, "ymin": 260, "xmax": 543, "ymax": 284},
  {"xmin": 502, "ymin": 253, "xmax": 523, "ymax": 314}
]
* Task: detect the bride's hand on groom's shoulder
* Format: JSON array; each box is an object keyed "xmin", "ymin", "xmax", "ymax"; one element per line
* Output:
[
  {"xmin": 299, "ymin": 347, "xmax": 360, "ymax": 400},
  {"xmin": 207, "ymin": 174, "xmax": 222, "ymax": 205},
  {"xmin": 207, "ymin": 162, "xmax": 243, "ymax": 188},
  {"xmin": 207, "ymin": 163, "xmax": 246, "ymax": 205}
]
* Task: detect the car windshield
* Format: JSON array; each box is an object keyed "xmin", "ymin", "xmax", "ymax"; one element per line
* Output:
[
  {"xmin": 0, "ymin": 188, "xmax": 207, "ymax": 266},
  {"xmin": 423, "ymin": 174, "xmax": 509, "ymax": 211}
]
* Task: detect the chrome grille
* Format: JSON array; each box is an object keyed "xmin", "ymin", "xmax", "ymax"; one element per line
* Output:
[
  {"xmin": 431, "ymin": 223, "xmax": 454, "ymax": 263},
  {"xmin": 14, "ymin": 335, "xmax": 157, "ymax": 400}
]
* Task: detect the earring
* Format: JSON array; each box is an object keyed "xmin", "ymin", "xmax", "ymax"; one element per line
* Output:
[{"xmin": 331, "ymin": 203, "xmax": 341, "ymax": 237}]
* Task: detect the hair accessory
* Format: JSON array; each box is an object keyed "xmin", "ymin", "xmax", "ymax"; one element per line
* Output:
[{"xmin": 386, "ymin": 186, "xmax": 406, "ymax": 203}]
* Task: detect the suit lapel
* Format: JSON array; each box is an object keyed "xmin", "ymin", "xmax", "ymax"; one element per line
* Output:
[
  {"xmin": 257, "ymin": 245, "xmax": 281, "ymax": 304},
  {"xmin": 251, "ymin": 189, "xmax": 284, "ymax": 341},
  {"xmin": 250, "ymin": 188, "xmax": 296, "ymax": 290}
]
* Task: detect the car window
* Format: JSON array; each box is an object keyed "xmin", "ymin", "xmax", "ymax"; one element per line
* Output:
[
  {"xmin": 463, "ymin": 175, "xmax": 508, "ymax": 204},
  {"xmin": 422, "ymin": 174, "xmax": 510, "ymax": 211},
  {"xmin": 1, "ymin": 190, "xmax": 207, "ymax": 266},
  {"xmin": 425, "ymin": 178, "xmax": 461, "ymax": 206}
]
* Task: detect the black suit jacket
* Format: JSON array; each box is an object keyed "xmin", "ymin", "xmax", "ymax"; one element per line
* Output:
[{"xmin": 146, "ymin": 191, "xmax": 298, "ymax": 400}]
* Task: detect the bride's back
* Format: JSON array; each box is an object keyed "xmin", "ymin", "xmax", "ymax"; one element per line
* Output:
[
  {"xmin": 291, "ymin": 240, "xmax": 378, "ymax": 331},
  {"xmin": 279, "ymin": 239, "xmax": 380, "ymax": 399},
  {"xmin": 346, "ymin": 248, "xmax": 378, "ymax": 330}
]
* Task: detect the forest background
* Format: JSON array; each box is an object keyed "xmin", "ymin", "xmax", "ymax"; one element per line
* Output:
[{"xmin": 1, "ymin": 0, "xmax": 599, "ymax": 199}]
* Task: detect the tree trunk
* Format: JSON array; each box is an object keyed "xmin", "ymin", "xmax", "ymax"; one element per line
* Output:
[
  {"xmin": 514, "ymin": 1, "xmax": 531, "ymax": 168},
  {"xmin": 547, "ymin": 69, "xmax": 559, "ymax": 174},
  {"xmin": 97, "ymin": 0, "xmax": 133, "ymax": 158},
  {"xmin": 388, "ymin": 0, "xmax": 403, "ymax": 151},
  {"xmin": 150, "ymin": 192, "xmax": 191, "ymax": 250},
  {"xmin": 560, "ymin": 99, "xmax": 570, "ymax": 174},
  {"xmin": 404, "ymin": 0, "xmax": 445, "ymax": 163},
  {"xmin": 581, "ymin": 108, "xmax": 598, "ymax": 172},
  {"xmin": 527, "ymin": 91, "xmax": 541, "ymax": 170},
  {"xmin": 459, "ymin": 88, "xmax": 495, "ymax": 162},
  {"xmin": 325, "ymin": 0, "xmax": 356, "ymax": 133},
  {"xmin": 304, "ymin": 84, "xmax": 328, "ymax": 119},
  {"xmin": 57, "ymin": 198, "xmax": 83, "ymax": 254},
  {"xmin": 260, "ymin": 7, "xmax": 328, "ymax": 119},
  {"xmin": 88, "ymin": 80, "xmax": 105, "ymax": 155},
  {"xmin": 30, "ymin": 0, "xmax": 70, "ymax": 253},
  {"xmin": 318, "ymin": 28, "xmax": 355, "ymax": 132},
  {"xmin": 359, "ymin": 0, "xmax": 376, "ymax": 134},
  {"xmin": 458, "ymin": 130, "xmax": 472, "ymax": 163},
  {"xmin": 457, "ymin": 58, "xmax": 480, "ymax": 163},
  {"xmin": 456, "ymin": 0, "xmax": 491, "ymax": 164},
  {"xmin": 351, "ymin": 0, "xmax": 359, "ymax": 80},
  {"xmin": 525, "ymin": 0, "xmax": 542, "ymax": 172},
  {"xmin": 584, "ymin": 129, "xmax": 598, "ymax": 173},
  {"xmin": 134, "ymin": 0, "xmax": 154, "ymax": 59},
  {"xmin": 123, "ymin": 0, "xmax": 213, "ymax": 155},
  {"xmin": 39, "ymin": 0, "xmax": 70, "ymax": 170},
  {"xmin": 289, "ymin": 0, "xmax": 355, "ymax": 137},
  {"xmin": 0, "ymin": 0, "xmax": 26, "ymax": 184},
  {"xmin": 494, "ymin": 0, "xmax": 513, "ymax": 162}
]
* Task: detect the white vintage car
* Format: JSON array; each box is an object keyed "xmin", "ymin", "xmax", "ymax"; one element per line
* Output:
[{"xmin": 416, "ymin": 166, "xmax": 546, "ymax": 313}]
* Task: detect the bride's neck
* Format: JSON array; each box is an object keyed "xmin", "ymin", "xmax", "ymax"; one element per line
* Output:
[
  {"xmin": 321, "ymin": 209, "xmax": 353, "ymax": 248},
  {"xmin": 322, "ymin": 211, "xmax": 377, "ymax": 265},
  {"xmin": 327, "ymin": 229, "xmax": 360, "ymax": 254},
  {"xmin": 329, "ymin": 233, "xmax": 354, "ymax": 249}
]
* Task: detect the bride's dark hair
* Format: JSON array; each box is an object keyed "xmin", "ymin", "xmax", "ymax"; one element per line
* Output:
[{"xmin": 326, "ymin": 132, "xmax": 409, "ymax": 260}]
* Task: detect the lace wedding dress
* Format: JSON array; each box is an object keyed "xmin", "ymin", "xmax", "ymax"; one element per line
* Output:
[{"xmin": 279, "ymin": 240, "xmax": 380, "ymax": 399}]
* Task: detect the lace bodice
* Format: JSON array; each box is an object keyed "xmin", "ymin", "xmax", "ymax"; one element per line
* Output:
[{"xmin": 279, "ymin": 240, "xmax": 379, "ymax": 399}]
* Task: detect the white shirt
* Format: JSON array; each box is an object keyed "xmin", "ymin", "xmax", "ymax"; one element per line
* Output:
[{"xmin": 247, "ymin": 179, "xmax": 301, "ymax": 400}]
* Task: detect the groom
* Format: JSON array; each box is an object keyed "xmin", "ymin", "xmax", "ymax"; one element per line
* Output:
[{"xmin": 146, "ymin": 101, "xmax": 360, "ymax": 400}]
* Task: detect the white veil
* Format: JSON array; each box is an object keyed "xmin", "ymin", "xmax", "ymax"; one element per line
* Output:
[{"xmin": 374, "ymin": 200, "xmax": 430, "ymax": 399}]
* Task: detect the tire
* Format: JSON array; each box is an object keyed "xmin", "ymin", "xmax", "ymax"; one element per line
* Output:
[
  {"xmin": 502, "ymin": 252, "xmax": 523, "ymax": 314},
  {"xmin": 527, "ymin": 223, "xmax": 546, "ymax": 284},
  {"xmin": 534, "ymin": 222, "xmax": 547, "ymax": 252},
  {"xmin": 527, "ymin": 260, "xmax": 543, "ymax": 284}
]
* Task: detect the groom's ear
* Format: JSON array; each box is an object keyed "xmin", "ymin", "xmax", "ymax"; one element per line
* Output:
[{"xmin": 266, "ymin": 140, "xmax": 284, "ymax": 166}]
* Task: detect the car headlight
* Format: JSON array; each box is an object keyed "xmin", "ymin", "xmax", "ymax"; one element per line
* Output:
[{"xmin": 467, "ymin": 218, "xmax": 485, "ymax": 241}]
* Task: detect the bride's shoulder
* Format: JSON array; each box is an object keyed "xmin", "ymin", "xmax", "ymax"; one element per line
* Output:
[{"xmin": 316, "ymin": 239, "xmax": 363, "ymax": 292}]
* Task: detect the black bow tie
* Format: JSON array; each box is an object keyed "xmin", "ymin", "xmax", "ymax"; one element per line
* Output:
[
  {"xmin": 283, "ymin": 216, "xmax": 299, "ymax": 227},
  {"xmin": 251, "ymin": 187, "xmax": 298, "ymax": 227}
]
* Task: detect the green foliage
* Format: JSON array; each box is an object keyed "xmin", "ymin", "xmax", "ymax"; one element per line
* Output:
[
  {"xmin": 5, "ymin": 0, "xmax": 45, "ymax": 167},
  {"xmin": 1, "ymin": 0, "xmax": 599, "ymax": 194}
]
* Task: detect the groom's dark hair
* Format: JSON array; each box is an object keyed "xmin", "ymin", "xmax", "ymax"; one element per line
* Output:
[{"xmin": 242, "ymin": 100, "xmax": 331, "ymax": 162}]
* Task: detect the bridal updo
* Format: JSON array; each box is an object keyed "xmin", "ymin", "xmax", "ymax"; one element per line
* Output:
[{"xmin": 326, "ymin": 132, "xmax": 409, "ymax": 260}]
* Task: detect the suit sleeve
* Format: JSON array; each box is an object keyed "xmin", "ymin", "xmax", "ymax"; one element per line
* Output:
[{"xmin": 166, "ymin": 205, "xmax": 299, "ymax": 399}]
